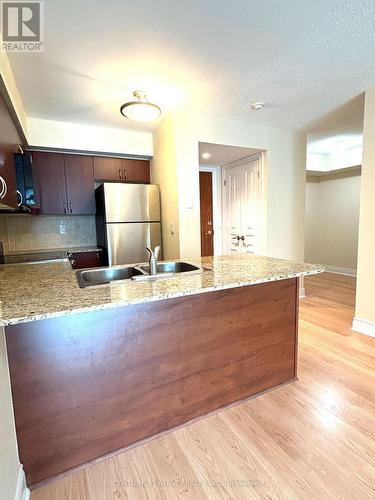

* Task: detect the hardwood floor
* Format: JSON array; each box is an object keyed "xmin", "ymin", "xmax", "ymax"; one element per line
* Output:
[{"xmin": 31, "ymin": 273, "xmax": 375, "ymax": 499}]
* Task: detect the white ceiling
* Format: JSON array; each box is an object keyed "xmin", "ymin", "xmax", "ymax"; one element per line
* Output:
[
  {"xmin": 7, "ymin": 0, "xmax": 375, "ymax": 132},
  {"xmin": 199, "ymin": 143, "xmax": 262, "ymax": 166}
]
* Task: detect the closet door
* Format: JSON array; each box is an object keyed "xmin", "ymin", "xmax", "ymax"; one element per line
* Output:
[
  {"xmin": 223, "ymin": 159, "xmax": 261, "ymax": 254},
  {"xmin": 239, "ymin": 160, "xmax": 261, "ymax": 255}
]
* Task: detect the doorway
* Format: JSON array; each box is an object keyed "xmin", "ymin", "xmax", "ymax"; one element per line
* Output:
[
  {"xmin": 199, "ymin": 142, "xmax": 264, "ymax": 258},
  {"xmin": 199, "ymin": 171, "xmax": 214, "ymax": 256},
  {"xmin": 223, "ymin": 156, "xmax": 263, "ymax": 255}
]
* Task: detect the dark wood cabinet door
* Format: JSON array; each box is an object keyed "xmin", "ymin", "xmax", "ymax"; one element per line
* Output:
[
  {"xmin": 199, "ymin": 171, "xmax": 214, "ymax": 256},
  {"xmin": 0, "ymin": 92, "xmax": 21, "ymax": 209},
  {"xmin": 64, "ymin": 155, "xmax": 95, "ymax": 214},
  {"xmin": 32, "ymin": 152, "xmax": 67, "ymax": 215},
  {"xmin": 122, "ymin": 159, "xmax": 150, "ymax": 183},
  {"xmin": 93, "ymin": 156, "xmax": 122, "ymax": 181},
  {"xmin": 0, "ymin": 151, "xmax": 17, "ymax": 208},
  {"xmin": 67, "ymin": 250, "xmax": 103, "ymax": 269}
]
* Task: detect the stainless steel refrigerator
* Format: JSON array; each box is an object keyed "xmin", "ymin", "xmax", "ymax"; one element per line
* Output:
[{"xmin": 95, "ymin": 183, "xmax": 162, "ymax": 266}]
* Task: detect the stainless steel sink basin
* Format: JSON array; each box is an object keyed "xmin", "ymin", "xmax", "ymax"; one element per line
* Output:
[
  {"xmin": 76, "ymin": 261, "xmax": 203, "ymax": 288},
  {"xmin": 77, "ymin": 266, "xmax": 144, "ymax": 288},
  {"xmin": 139, "ymin": 262, "xmax": 200, "ymax": 274}
]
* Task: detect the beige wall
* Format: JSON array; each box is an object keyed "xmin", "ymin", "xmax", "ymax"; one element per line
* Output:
[
  {"xmin": 151, "ymin": 115, "xmax": 180, "ymax": 259},
  {"xmin": 0, "ymin": 215, "xmax": 96, "ymax": 254},
  {"xmin": 152, "ymin": 113, "xmax": 307, "ymax": 262},
  {"xmin": 355, "ymin": 87, "xmax": 375, "ymax": 324},
  {"xmin": 0, "ymin": 324, "xmax": 21, "ymax": 500},
  {"xmin": 151, "ymin": 113, "xmax": 202, "ymax": 259},
  {"xmin": 305, "ymin": 173, "xmax": 361, "ymax": 270}
]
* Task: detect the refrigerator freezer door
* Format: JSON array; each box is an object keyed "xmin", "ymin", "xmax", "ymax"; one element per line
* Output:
[
  {"xmin": 103, "ymin": 183, "xmax": 160, "ymax": 223},
  {"xmin": 106, "ymin": 222, "xmax": 162, "ymax": 266}
]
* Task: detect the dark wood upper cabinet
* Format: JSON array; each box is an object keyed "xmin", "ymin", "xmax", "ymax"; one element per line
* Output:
[
  {"xmin": 123, "ymin": 159, "xmax": 150, "ymax": 183},
  {"xmin": 0, "ymin": 92, "xmax": 22, "ymax": 209},
  {"xmin": 32, "ymin": 152, "xmax": 95, "ymax": 215},
  {"xmin": 93, "ymin": 156, "xmax": 123, "ymax": 181},
  {"xmin": 31, "ymin": 152, "xmax": 149, "ymax": 216},
  {"xmin": 32, "ymin": 152, "xmax": 67, "ymax": 215},
  {"xmin": 93, "ymin": 156, "xmax": 150, "ymax": 183},
  {"xmin": 0, "ymin": 150, "xmax": 17, "ymax": 209},
  {"xmin": 64, "ymin": 155, "xmax": 95, "ymax": 215}
]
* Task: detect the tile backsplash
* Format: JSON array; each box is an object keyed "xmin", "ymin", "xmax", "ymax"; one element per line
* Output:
[{"xmin": 0, "ymin": 215, "xmax": 97, "ymax": 253}]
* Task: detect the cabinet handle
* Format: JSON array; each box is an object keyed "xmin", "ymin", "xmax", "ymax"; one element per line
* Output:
[
  {"xmin": 69, "ymin": 202, "xmax": 73, "ymax": 214},
  {"xmin": 123, "ymin": 168, "xmax": 127, "ymax": 180},
  {"xmin": 63, "ymin": 202, "xmax": 67, "ymax": 214},
  {"xmin": 0, "ymin": 176, "xmax": 8, "ymax": 199},
  {"xmin": 118, "ymin": 168, "xmax": 122, "ymax": 180},
  {"xmin": 16, "ymin": 190, "xmax": 23, "ymax": 207}
]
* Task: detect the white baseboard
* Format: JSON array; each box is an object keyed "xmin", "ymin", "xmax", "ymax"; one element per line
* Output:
[
  {"xmin": 352, "ymin": 317, "xmax": 375, "ymax": 338},
  {"xmin": 324, "ymin": 265, "xmax": 357, "ymax": 277},
  {"xmin": 299, "ymin": 287, "xmax": 306, "ymax": 299},
  {"xmin": 14, "ymin": 466, "xmax": 30, "ymax": 500}
]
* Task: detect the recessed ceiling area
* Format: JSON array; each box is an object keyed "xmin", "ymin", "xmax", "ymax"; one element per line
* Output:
[
  {"xmin": 199, "ymin": 142, "xmax": 262, "ymax": 166},
  {"xmin": 306, "ymin": 94, "xmax": 365, "ymax": 172},
  {"xmin": 6, "ymin": 0, "xmax": 375, "ymax": 132}
]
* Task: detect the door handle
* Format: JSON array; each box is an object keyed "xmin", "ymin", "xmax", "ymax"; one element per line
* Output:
[
  {"xmin": 240, "ymin": 236, "xmax": 245, "ymax": 241},
  {"xmin": 69, "ymin": 202, "xmax": 73, "ymax": 214},
  {"xmin": 63, "ymin": 202, "xmax": 67, "ymax": 214},
  {"xmin": 204, "ymin": 230, "xmax": 213, "ymax": 235},
  {"xmin": 231, "ymin": 236, "xmax": 240, "ymax": 240},
  {"xmin": 118, "ymin": 168, "xmax": 122, "ymax": 180},
  {"xmin": 123, "ymin": 168, "xmax": 127, "ymax": 180}
]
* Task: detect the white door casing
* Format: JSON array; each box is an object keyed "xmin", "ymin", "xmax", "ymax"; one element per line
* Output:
[{"xmin": 223, "ymin": 157, "xmax": 262, "ymax": 255}]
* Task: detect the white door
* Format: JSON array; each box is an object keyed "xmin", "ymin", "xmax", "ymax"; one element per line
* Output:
[{"xmin": 223, "ymin": 159, "xmax": 262, "ymax": 255}]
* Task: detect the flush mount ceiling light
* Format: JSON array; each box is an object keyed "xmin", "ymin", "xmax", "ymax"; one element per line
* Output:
[
  {"xmin": 120, "ymin": 91, "xmax": 161, "ymax": 123},
  {"xmin": 251, "ymin": 102, "xmax": 264, "ymax": 110},
  {"xmin": 202, "ymin": 152, "xmax": 211, "ymax": 159}
]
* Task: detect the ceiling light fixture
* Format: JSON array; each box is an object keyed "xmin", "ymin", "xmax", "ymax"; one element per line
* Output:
[
  {"xmin": 202, "ymin": 152, "xmax": 211, "ymax": 159},
  {"xmin": 120, "ymin": 91, "xmax": 161, "ymax": 123},
  {"xmin": 251, "ymin": 102, "xmax": 264, "ymax": 110}
]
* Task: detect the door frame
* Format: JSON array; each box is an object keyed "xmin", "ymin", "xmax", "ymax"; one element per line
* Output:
[
  {"xmin": 222, "ymin": 152, "xmax": 267, "ymax": 255},
  {"xmin": 199, "ymin": 165, "xmax": 223, "ymax": 255}
]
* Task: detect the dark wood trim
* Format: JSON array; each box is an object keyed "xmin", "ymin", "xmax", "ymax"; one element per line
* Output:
[{"xmin": 6, "ymin": 279, "xmax": 298, "ymax": 486}]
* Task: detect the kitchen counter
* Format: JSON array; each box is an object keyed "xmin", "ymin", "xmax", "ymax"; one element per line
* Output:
[
  {"xmin": 4, "ymin": 253, "xmax": 324, "ymax": 486},
  {"xmin": 0, "ymin": 254, "xmax": 323, "ymax": 326}
]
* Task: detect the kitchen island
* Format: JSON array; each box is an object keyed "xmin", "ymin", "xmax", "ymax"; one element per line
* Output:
[{"xmin": 0, "ymin": 254, "xmax": 323, "ymax": 487}]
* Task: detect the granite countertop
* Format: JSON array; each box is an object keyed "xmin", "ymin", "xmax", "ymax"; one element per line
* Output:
[{"xmin": 0, "ymin": 254, "xmax": 324, "ymax": 326}]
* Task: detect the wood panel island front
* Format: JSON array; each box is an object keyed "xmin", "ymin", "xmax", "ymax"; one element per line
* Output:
[{"xmin": 0, "ymin": 254, "xmax": 323, "ymax": 488}]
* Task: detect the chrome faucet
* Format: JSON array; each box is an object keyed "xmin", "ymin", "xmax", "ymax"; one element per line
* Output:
[{"xmin": 146, "ymin": 245, "xmax": 161, "ymax": 275}]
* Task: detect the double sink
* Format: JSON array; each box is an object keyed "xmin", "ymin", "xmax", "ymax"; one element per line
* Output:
[{"xmin": 76, "ymin": 261, "xmax": 203, "ymax": 288}]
